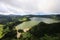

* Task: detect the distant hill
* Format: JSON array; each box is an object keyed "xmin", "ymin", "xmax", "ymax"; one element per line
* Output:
[
  {"xmin": 0, "ymin": 14, "xmax": 60, "ymax": 24},
  {"xmin": 24, "ymin": 14, "xmax": 60, "ymax": 20}
]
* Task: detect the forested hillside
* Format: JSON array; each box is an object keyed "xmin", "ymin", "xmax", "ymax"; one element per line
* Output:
[{"xmin": 0, "ymin": 15, "xmax": 60, "ymax": 40}]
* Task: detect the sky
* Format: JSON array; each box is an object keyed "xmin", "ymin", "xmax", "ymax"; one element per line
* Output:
[{"xmin": 0, "ymin": 0, "xmax": 60, "ymax": 15}]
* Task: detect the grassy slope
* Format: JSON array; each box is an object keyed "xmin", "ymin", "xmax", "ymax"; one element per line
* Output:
[{"xmin": 15, "ymin": 21, "xmax": 40, "ymax": 30}]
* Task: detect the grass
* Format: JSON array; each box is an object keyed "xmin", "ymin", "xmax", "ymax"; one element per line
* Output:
[{"xmin": 15, "ymin": 21, "xmax": 40, "ymax": 30}]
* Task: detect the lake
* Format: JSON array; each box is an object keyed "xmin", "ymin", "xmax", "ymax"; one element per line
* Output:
[{"xmin": 30, "ymin": 17, "xmax": 60, "ymax": 24}]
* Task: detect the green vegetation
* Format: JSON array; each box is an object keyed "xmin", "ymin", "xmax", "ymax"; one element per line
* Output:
[
  {"xmin": 0, "ymin": 16, "xmax": 60, "ymax": 40},
  {"xmin": 0, "ymin": 25, "xmax": 4, "ymax": 38},
  {"xmin": 19, "ymin": 17, "xmax": 30, "ymax": 22},
  {"xmin": 40, "ymin": 34, "xmax": 59, "ymax": 40},
  {"xmin": 15, "ymin": 21, "xmax": 40, "ymax": 30},
  {"xmin": 0, "ymin": 24, "xmax": 9, "ymax": 39}
]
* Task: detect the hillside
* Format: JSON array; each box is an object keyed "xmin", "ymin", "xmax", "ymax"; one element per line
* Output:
[{"xmin": 15, "ymin": 21, "xmax": 40, "ymax": 30}]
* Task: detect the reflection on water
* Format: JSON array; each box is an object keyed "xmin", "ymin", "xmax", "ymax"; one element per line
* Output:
[{"xmin": 30, "ymin": 17, "xmax": 60, "ymax": 24}]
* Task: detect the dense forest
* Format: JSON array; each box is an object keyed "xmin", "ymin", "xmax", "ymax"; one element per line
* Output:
[{"xmin": 0, "ymin": 15, "xmax": 60, "ymax": 40}]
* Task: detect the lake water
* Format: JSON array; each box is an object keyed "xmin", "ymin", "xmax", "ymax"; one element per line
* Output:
[{"xmin": 30, "ymin": 17, "xmax": 60, "ymax": 24}]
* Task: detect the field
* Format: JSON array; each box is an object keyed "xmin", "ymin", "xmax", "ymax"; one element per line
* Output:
[{"xmin": 15, "ymin": 21, "xmax": 40, "ymax": 30}]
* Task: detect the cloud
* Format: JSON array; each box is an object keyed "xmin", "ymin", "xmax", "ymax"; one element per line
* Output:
[
  {"xmin": 0, "ymin": 2, "xmax": 28, "ymax": 15},
  {"xmin": 0, "ymin": 0, "xmax": 60, "ymax": 15}
]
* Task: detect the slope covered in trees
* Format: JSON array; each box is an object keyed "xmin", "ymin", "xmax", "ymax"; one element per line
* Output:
[{"xmin": 0, "ymin": 15, "xmax": 60, "ymax": 40}]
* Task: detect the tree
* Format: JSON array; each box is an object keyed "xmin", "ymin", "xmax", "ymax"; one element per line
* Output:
[
  {"xmin": 19, "ymin": 17, "xmax": 30, "ymax": 22},
  {"xmin": 0, "ymin": 26, "xmax": 4, "ymax": 39},
  {"xmin": 40, "ymin": 34, "xmax": 59, "ymax": 40}
]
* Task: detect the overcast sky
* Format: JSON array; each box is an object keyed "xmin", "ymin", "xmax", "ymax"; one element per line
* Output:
[{"xmin": 0, "ymin": 0, "xmax": 60, "ymax": 15}]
